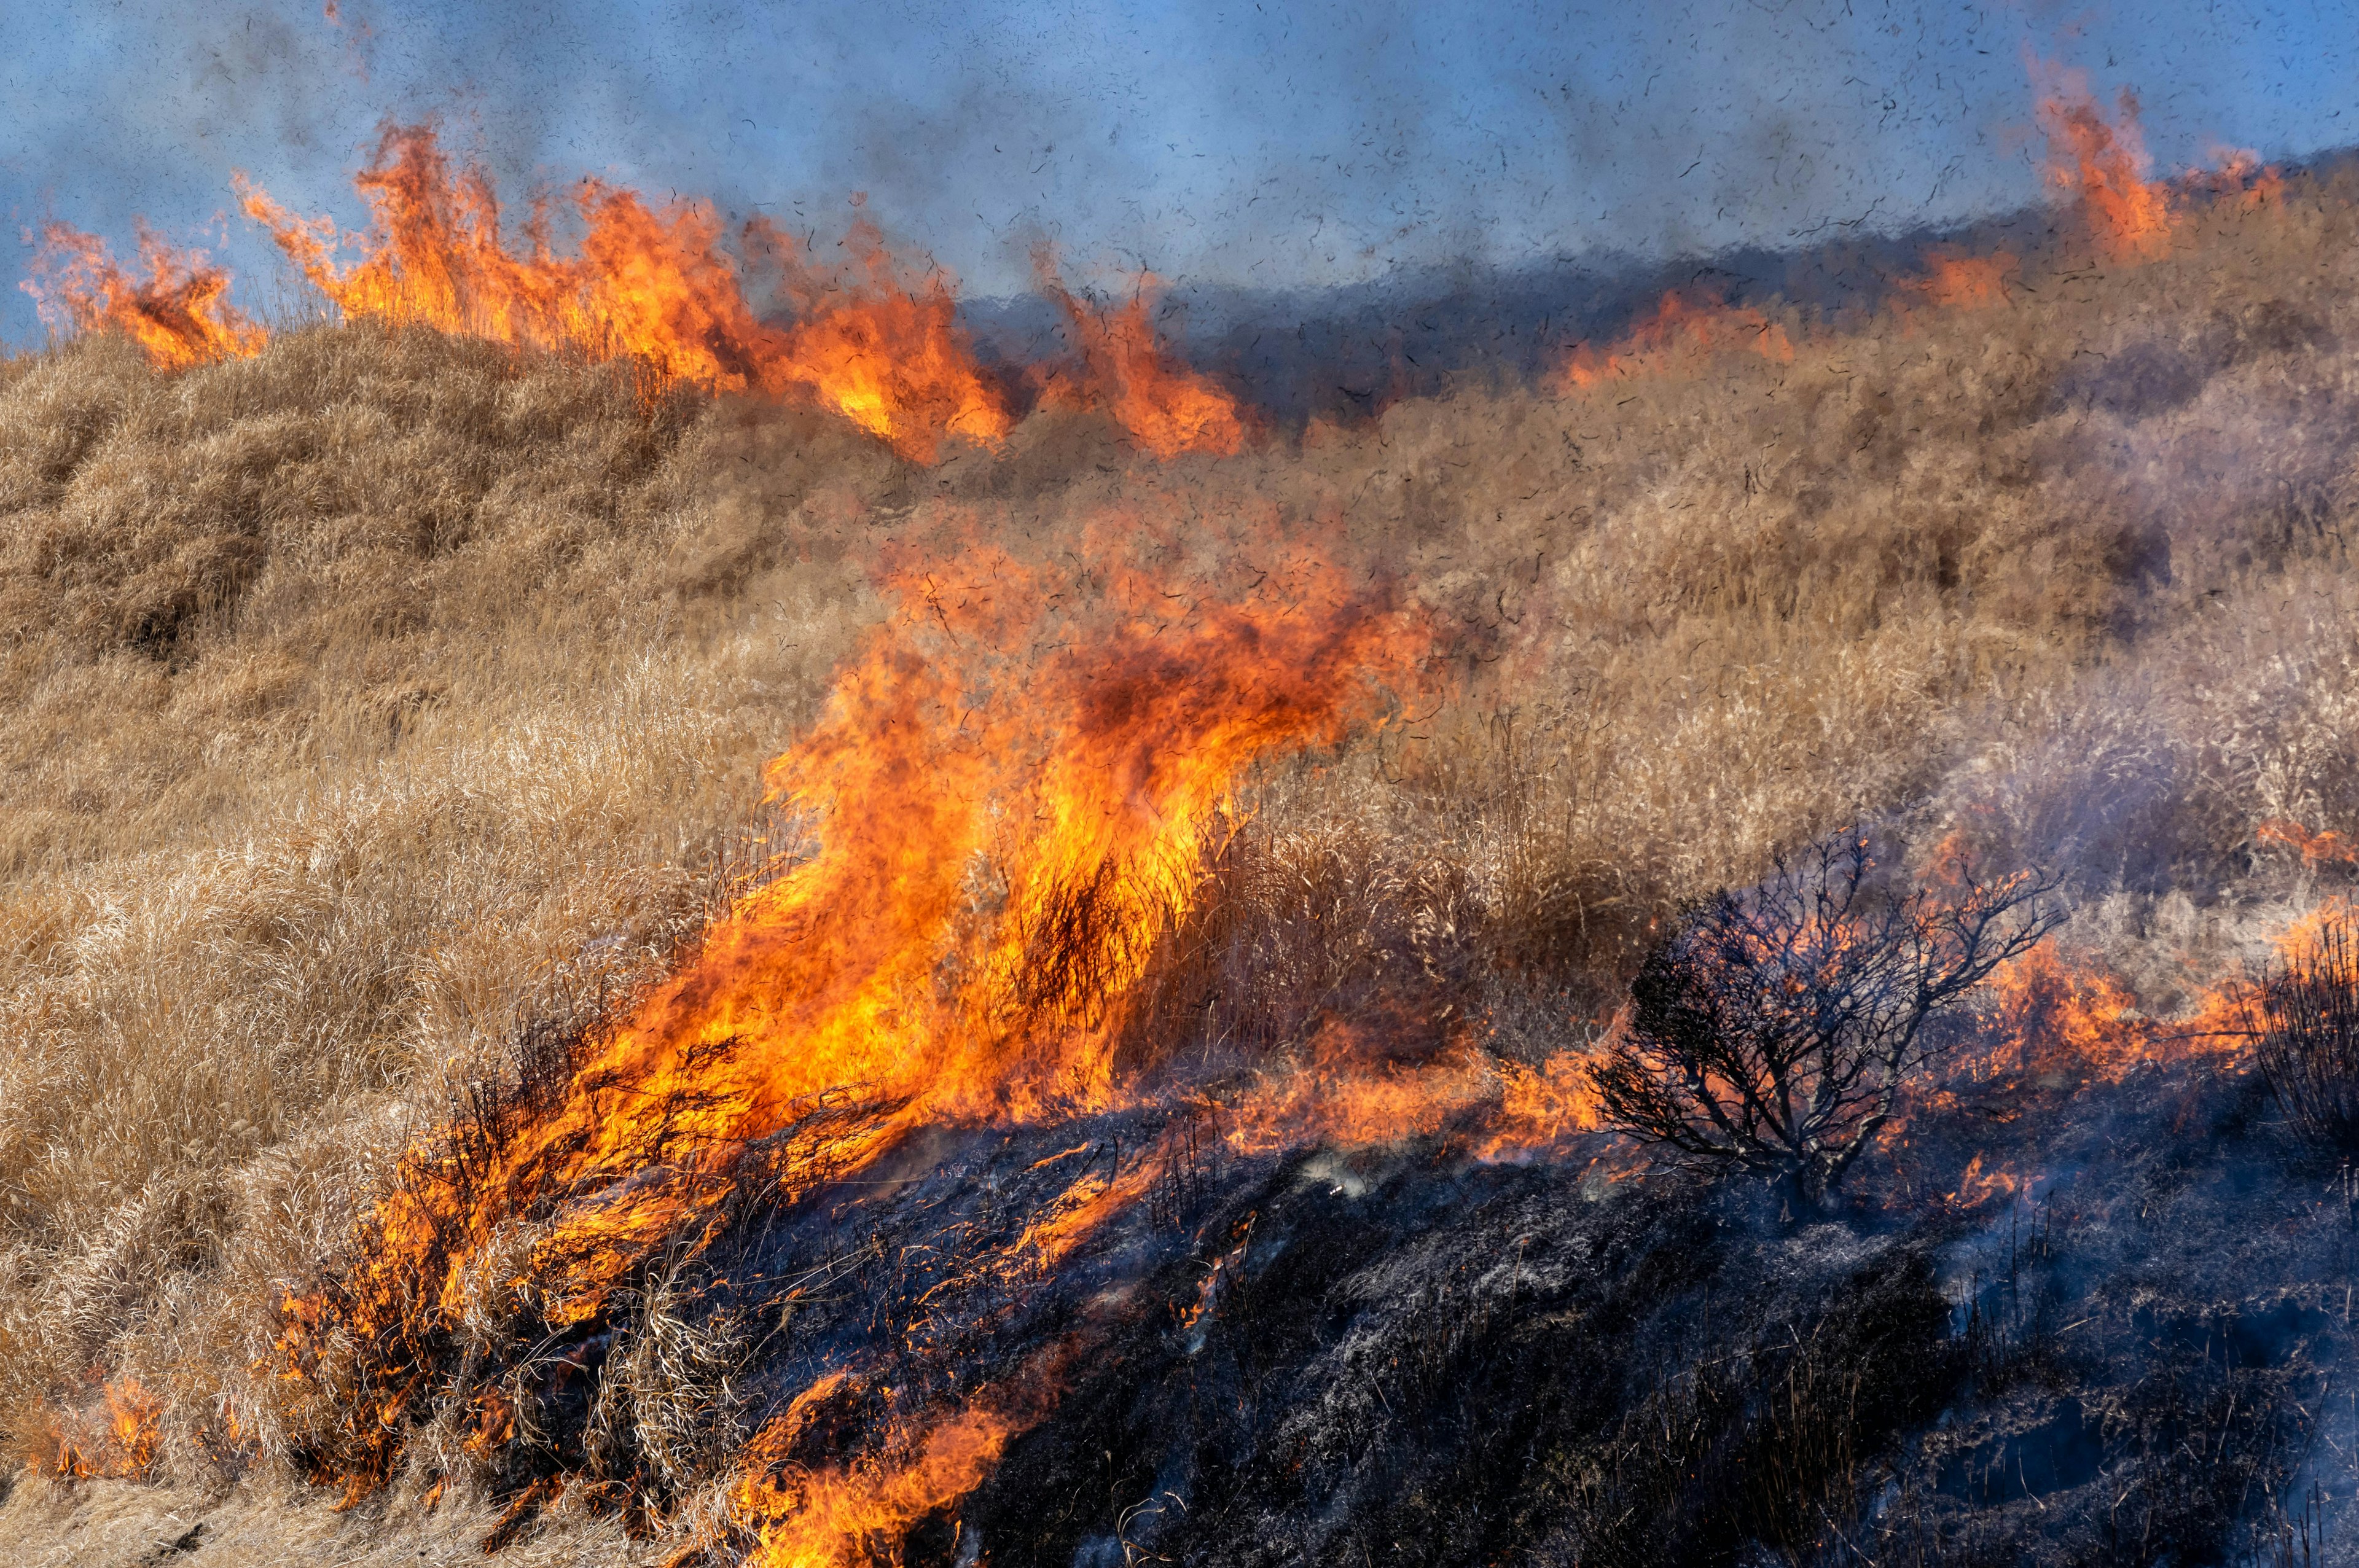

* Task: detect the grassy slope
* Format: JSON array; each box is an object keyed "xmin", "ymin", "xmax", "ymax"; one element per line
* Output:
[{"xmin": 2, "ymin": 176, "xmax": 2359, "ymax": 1558}]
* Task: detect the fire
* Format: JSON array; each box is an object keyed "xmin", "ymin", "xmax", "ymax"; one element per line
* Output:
[
  {"xmin": 276, "ymin": 523, "xmax": 1434, "ymax": 1492},
  {"xmin": 1976, "ymin": 944, "xmax": 2156, "ymax": 1085},
  {"xmin": 731, "ymin": 1393, "xmax": 1028, "ymax": 1567},
  {"xmin": 47, "ymin": 1377, "xmax": 162, "ymax": 1480},
  {"xmin": 20, "ymin": 222, "xmax": 265, "ymax": 370},
  {"xmin": 1900, "ymin": 249, "xmax": 2018, "ymax": 312},
  {"xmin": 1214, "ymin": 1015, "xmax": 1605, "ymax": 1162},
  {"xmin": 1555, "ymin": 290, "xmax": 1796, "ymax": 392},
  {"xmin": 236, "ymin": 124, "xmax": 1009, "ymax": 459},
  {"xmin": 2194, "ymin": 147, "xmax": 2285, "ymax": 212},
  {"xmin": 2256, "ymin": 818, "xmax": 2358, "ymax": 870},
  {"xmin": 1035, "ymin": 255, "xmax": 1246, "ymax": 458},
  {"xmin": 2030, "ymin": 57, "xmax": 2175, "ymax": 262},
  {"xmin": 1944, "ymin": 1152, "xmax": 2036, "ymax": 1210}
]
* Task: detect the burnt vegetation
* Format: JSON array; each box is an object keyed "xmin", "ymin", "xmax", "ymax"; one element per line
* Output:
[
  {"xmin": 14, "ymin": 155, "xmax": 2359, "ymax": 1568},
  {"xmin": 1590, "ymin": 832, "xmax": 2064, "ymax": 1207}
]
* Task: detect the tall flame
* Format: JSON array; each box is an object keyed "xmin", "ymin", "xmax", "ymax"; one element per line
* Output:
[
  {"xmin": 21, "ymin": 222, "xmax": 265, "ymax": 369},
  {"xmin": 236, "ymin": 125, "xmax": 1010, "ymax": 459},
  {"xmin": 279, "ymin": 524, "xmax": 1435, "ymax": 1486},
  {"xmin": 2030, "ymin": 57, "xmax": 2175, "ymax": 262},
  {"xmin": 1035, "ymin": 255, "xmax": 1246, "ymax": 458}
]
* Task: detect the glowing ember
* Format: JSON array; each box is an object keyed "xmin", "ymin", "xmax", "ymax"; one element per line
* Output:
[{"xmin": 22, "ymin": 222, "xmax": 266, "ymax": 369}]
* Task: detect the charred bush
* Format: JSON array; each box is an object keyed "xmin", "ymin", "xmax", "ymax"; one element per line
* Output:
[
  {"xmin": 2250, "ymin": 912, "xmax": 2359, "ymax": 1155},
  {"xmin": 1590, "ymin": 832, "xmax": 2062, "ymax": 1207}
]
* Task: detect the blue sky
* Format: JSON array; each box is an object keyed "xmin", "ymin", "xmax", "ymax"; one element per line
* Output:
[{"xmin": 0, "ymin": 0, "xmax": 2352, "ymax": 342}]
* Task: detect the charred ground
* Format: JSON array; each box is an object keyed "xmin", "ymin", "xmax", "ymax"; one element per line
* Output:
[{"xmin": 6, "ymin": 158, "xmax": 2359, "ymax": 1567}]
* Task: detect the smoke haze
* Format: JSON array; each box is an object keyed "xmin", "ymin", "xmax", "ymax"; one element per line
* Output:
[{"xmin": 2, "ymin": 0, "xmax": 2354, "ymax": 343}]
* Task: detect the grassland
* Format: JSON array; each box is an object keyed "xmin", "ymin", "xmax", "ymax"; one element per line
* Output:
[{"xmin": 3, "ymin": 170, "xmax": 2359, "ymax": 1562}]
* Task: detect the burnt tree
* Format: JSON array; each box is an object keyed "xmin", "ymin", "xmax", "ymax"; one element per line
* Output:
[{"xmin": 1589, "ymin": 831, "xmax": 2062, "ymax": 1206}]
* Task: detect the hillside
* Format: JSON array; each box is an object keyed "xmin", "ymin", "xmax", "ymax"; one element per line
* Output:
[{"xmin": 3, "ymin": 150, "xmax": 2359, "ymax": 1566}]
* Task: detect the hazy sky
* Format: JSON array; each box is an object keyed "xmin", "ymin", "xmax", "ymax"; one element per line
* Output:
[{"xmin": 1, "ymin": 0, "xmax": 2353, "ymax": 341}]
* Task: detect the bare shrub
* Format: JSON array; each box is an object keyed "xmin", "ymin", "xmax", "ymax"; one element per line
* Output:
[
  {"xmin": 1589, "ymin": 832, "xmax": 2063, "ymax": 1206},
  {"xmin": 2248, "ymin": 911, "xmax": 2359, "ymax": 1153}
]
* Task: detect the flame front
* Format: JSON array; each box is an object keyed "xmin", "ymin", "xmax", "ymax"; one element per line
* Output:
[
  {"xmin": 22, "ymin": 224, "xmax": 265, "ymax": 370},
  {"xmin": 275, "ymin": 526, "xmax": 1442, "ymax": 1522},
  {"xmin": 237, "ymin": 125, "xmax": 1009, "ymax": 459}
]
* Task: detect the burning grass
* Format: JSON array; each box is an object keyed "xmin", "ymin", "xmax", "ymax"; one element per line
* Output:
[{"xmin": 10, "ymin": 130, "xmax": 2359, "ymax": 1566}]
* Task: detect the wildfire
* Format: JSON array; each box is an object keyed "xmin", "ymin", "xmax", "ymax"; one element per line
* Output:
[
  {"xmin": 2030, "ymin": 57, "xmax": 2175, "ymax": 262},
  {"xmin": 1555, "ymin": 290, "xmax": 1796, "ymax": 392},
  {"xmin": 2256, "ymin": 818, "xmax": 2359, "ymax": 871},
  {"xmin": 47, "ymin": 1377, "xmax": 162, "ymax": 1480},
  {"xmin": 1035, "ymin": 256, "xmax": 1247, "ymax": 458},
  {"xmin": 732, "ymin": 1391, "xmax": 1031, "ymax": 1568},
  {"xmin": 235, "ymin": 125, "xmax": 1009, "ymax": 460},
  {"xmin": 21, "ymin": 222, "xmax": 265, "ymax": 370},
  {"xmin": 1899, "ymin": 249, "xmax": 2019, "ymax": 312},
  {"xmin": 274, "ymin": 521, "xmax": 1438, "ymax": 1514}
]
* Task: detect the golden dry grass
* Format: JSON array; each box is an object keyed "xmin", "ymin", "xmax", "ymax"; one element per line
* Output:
[{"xmin": 6, "ymin": 172, "xmax": 2359, "ymax": 1555}]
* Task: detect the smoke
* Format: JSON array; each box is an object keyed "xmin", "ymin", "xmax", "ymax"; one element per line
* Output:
[{"xmin": 2, "ymin": 0, "xmax": 2346, "ymax": 346}]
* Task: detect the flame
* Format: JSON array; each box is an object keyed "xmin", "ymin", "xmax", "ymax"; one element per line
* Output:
[
  {"xmin": 276, "ymin": 525, "xmax": 1434, "ymax": 1494},
  {"xmin": 47, "ymin": 1377, "xmax": 162, "ymax": 1480},
  {"xmin": 730, "ymin": 1378, "xmax": 1039, "ymax": 1568},
  {"xmin": 236, "ymin": 125, "xmax": 1009, "ymax": 459},
  {"xmin": 2194, "ymin": 146, "xmax": 2285, "ymax": 212},
  {"xmin": 21, "ymin": 222, "xmax": 266, "ymax": 369},
  {"xmin": 1215, "ymin": 1015, "xmax": 1603, "ymax": 1161},
  {"xmin": 2030, "ymin": 57, "xmax": 2175, "ymax": 262},
  {"xmin": 1976, "ymin": 944, "xmax": 2156, "ymax": 1084},
  {"xmin": 1899, "ymin": 249, "xmax": 2019, "ymax": 312},
  {"xmin": 1943, "ymin": 1152, "xmax": 2036, "ymax": 1210},
  {"xmin": 1035, "ymin": 256, "xmax": 1246, "ymax": 458},
  {"xmin": 2256, "ymin": 818, "xmax": 2358, "ymax": 870},
  {"xmin": 1555, "ymin": 291, "xmax": 1796, "ymax": 392},
  {"xmin": 1178, "ymin": 1215, "xmax": 1255, "ymax": 1341}
]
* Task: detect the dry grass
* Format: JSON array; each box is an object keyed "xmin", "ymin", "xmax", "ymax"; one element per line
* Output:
[{"xmin": 6, "ymin": 171, "xmax": 2359, "ymax": 1554}]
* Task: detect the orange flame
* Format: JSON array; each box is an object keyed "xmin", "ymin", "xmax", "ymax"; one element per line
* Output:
[
  {"xmin": 47, "ymin": 1377, "xmax": 162, "ymax": 1480},
  {"xmin": 1899, "ymin": 249, "xmax": 2019, "ymax": 312},
  {"xmin": 2030, "ymin": 57, "xmax": 2175, "ymax": 262},
  {"xmin": 731, "ymin": 1369, "xmax": 1050, "ymax": 1567},
  {"xmin": 235, "ymin": 124, "xmax": 1009, "ymax": 459},
  {"xmin": 2256, "ymin": 818, "xmax": 2358, "ymax": 870},
  {"xmin": 1214, "ymin": 1015, "xmax": 1603, "ymax": 1161},
  {"xmin": 288, "ymin": 528, "xmax": 1431, "ymax": 1403},
  {"xmin": 1942, "ymin": 1152, "xmax": 2037, "ymax": 1211},
  {"xmin": 21, "ymin": 222, "xmax": 266, "ymax": 369},
  {"xmin": 2194, "ymin": 146, "xmax": 2286, "ymax": 212},
  {"xmin": 1555, "ymin": 290, "xmax": 1796, "ymax": 392},
  {"xmin": 1035, "ymin": 256, "xmax": 1246, "ymax": 458}
]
